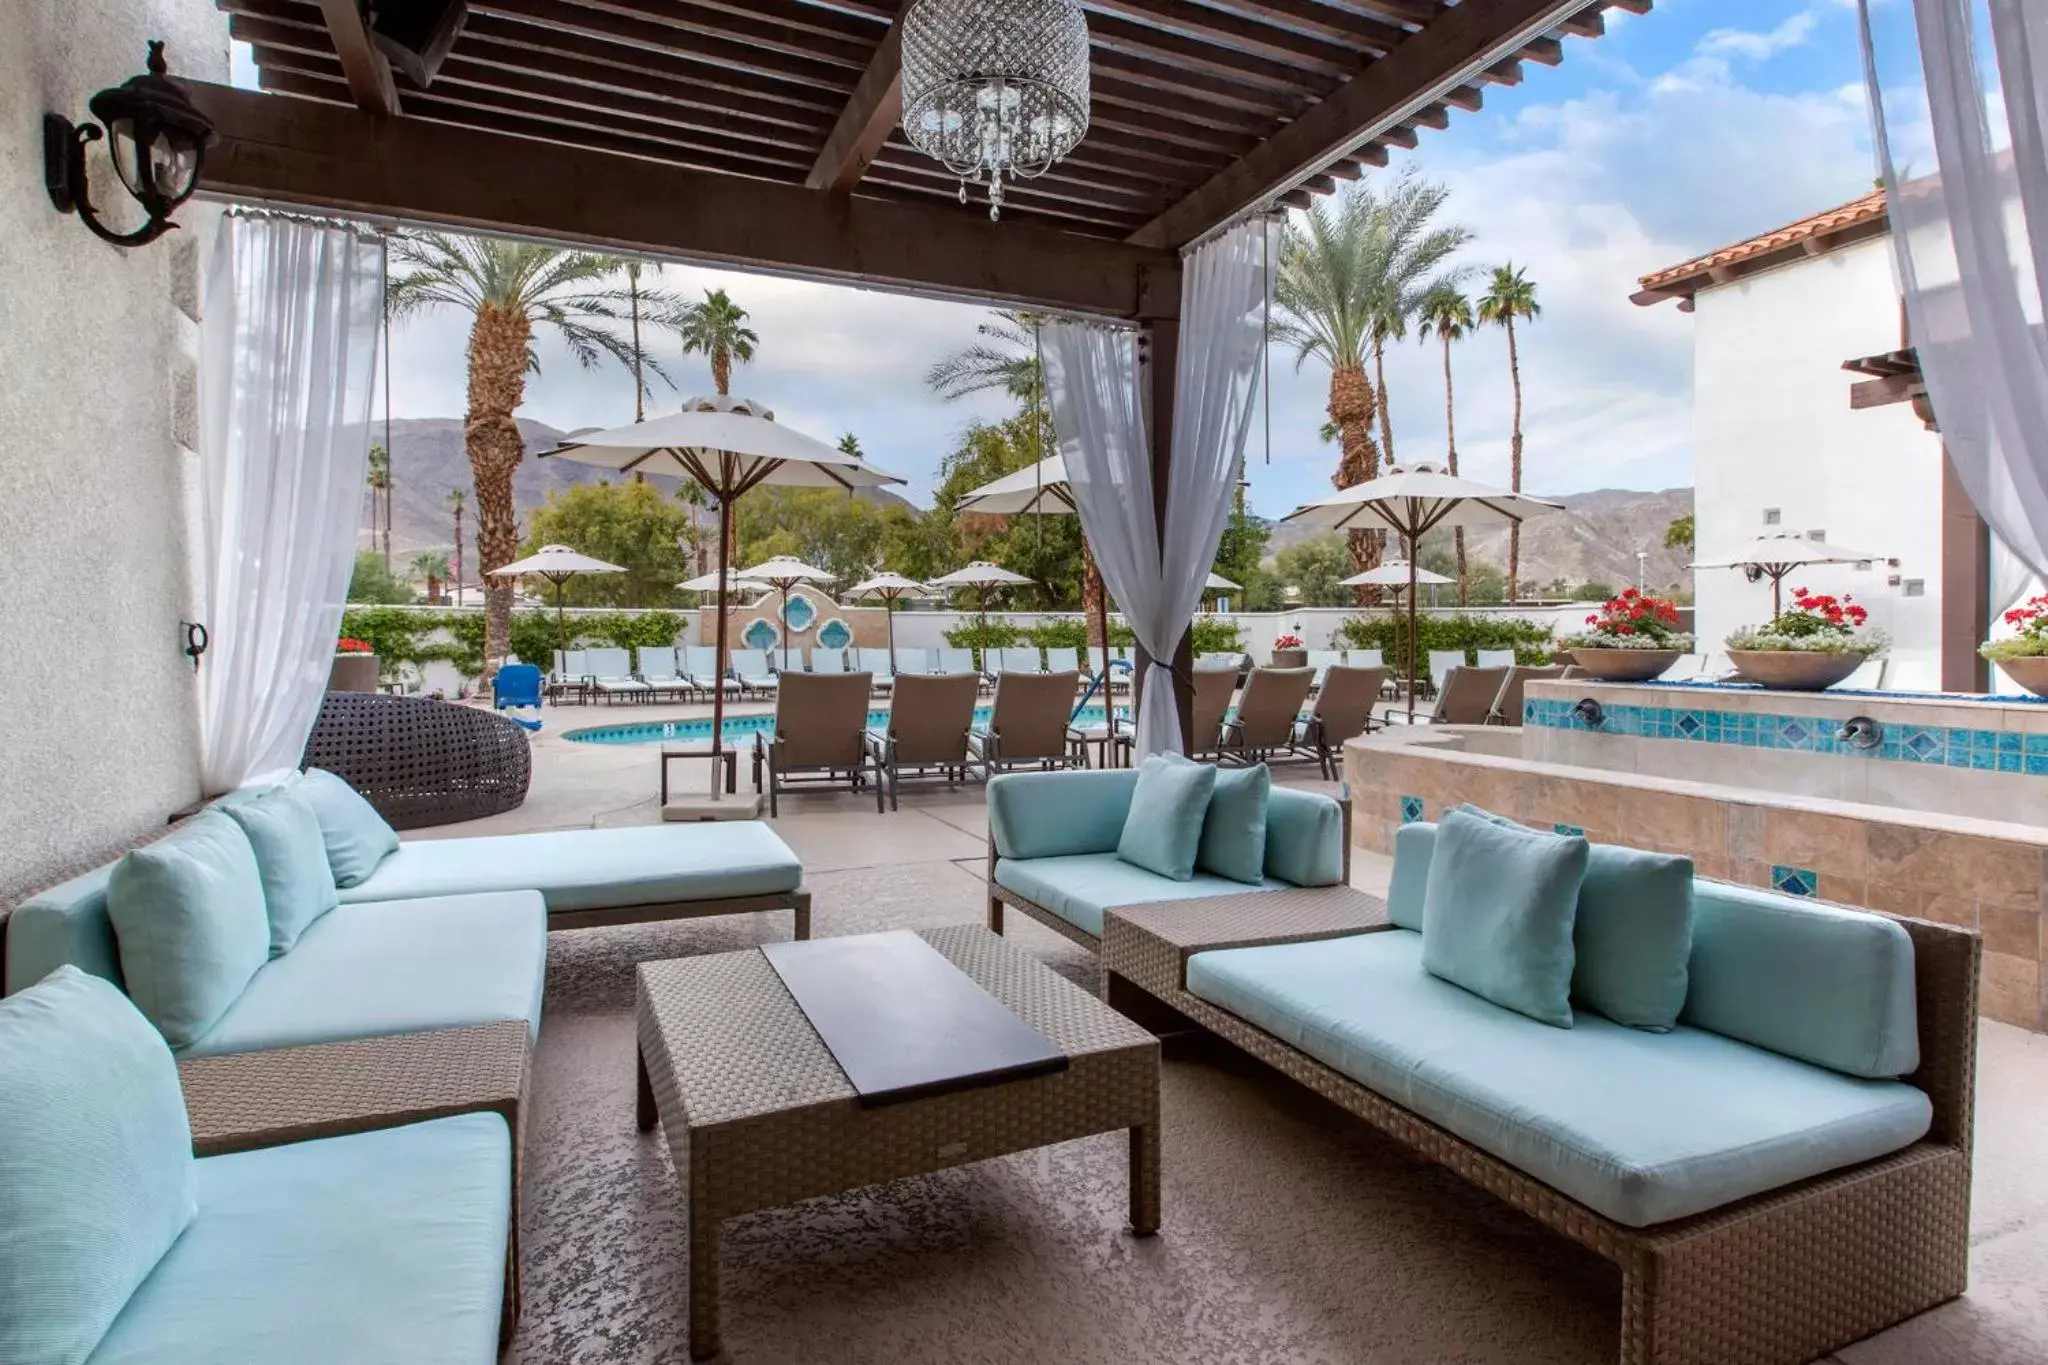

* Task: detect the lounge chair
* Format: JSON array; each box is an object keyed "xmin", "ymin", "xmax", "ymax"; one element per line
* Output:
[
  {"xmin": 1003, "ymin": 646, "xmax": 1045, "ymax": 674},
  {"xmin": 683, "ymin": 645, "xmax": 743, "ymax": 698},
  {"xmin": 492, "ymin": 662, "xmax": 542, "ymax": 710},
  {"xmin": 752, "ymin": 671, "xmax": 881, "ymax": 815},
  {"xmin": 730, "ymin": 648, "xmax": 778, "ymax": 698},
  {"xmin": 970, "ymin": 670, "xmax": 1085, "ymax": 773},
  {"xmin": 1475, "ymin": 648, "xmax": 1517, "ymax": 672},
  {"xmin": 1217, "ymin": 666, "xmax": 1316, "ymax": 766},
  {"xmin": 586, "ymin": 647, "xmax": 652, "ymax": 705},
  {"xmin": 1426, "ymin": 649, "xmax": 1468, "ymax": 698},
  {"xmin": 894, "ymin": 646, "xmax": 931, "ymax": 675},
  {"xmin": 637, "ymin": 646, "xmax": 695, "ymax": 701},
  {"xmin": 1489, "ymin": 663, "xmax": 1566, "ymax": 725},
  {"xmin": 1348, "ymin": 647, "xmax": 1384, "ymax": 668},
  {"xmin": 1305, "ymin": 649, "xmax": 1344, "ymax": 691},
  {"xmin": 935, "ymin": 647, "xmax": 977, "ymax": 677},
  {"xmin": 1420, "ymin": 665, "xmax": 1510, "ymax": 725},
  {"xmin": 1044, "ymin": 646, "xmax": 1081, "ymax": 676},
  {"xmin": 867, "ymin": 672, "xmax": 983, "ymax": 809},
  {"xmin": 857, "ymin": 648, "xmax": 896, "ymax": 693},
  {"xmin": 1290, "ymin": 664, "xmax": 1390, "ymax": 778},
  {"xmin": 1188, "ymin": 665, "xmax": 1238, "ymax": 758},
  {"xmin": 810, "ymin": 648, "xmax": 849, "ymax": 674},
  {"xmin": 1198, "ymin": 651, "xmax": 1246, "ymax": 674},
  {"xmin": 551, "ymin": 648, "xmax": 591, "ymax": 704},
  {"xmin": 774, "ymin": 647, "xmax": 807, "ymax": 675}
]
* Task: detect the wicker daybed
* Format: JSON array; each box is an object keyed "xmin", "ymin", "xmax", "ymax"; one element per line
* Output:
[
  {"xmin": 302, "ymin": 690, "xmax": 531, "ymax": 830},
  {"xmin": 1101, "ymin": 897, "xmax": 1979, "ymax": 1365}
]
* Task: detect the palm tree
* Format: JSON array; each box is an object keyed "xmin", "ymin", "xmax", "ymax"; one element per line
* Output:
[
  {"xmin": 1479, "ymin": 262, "xmax": 1541, "ymax": 602},
  {"xmin": 1275, "ymin": 168, "xmax": 1469, "ymax": 596},
  {"xmin": 386, "ymin": 233, "xmax": 683, "ymax": 669},
  {"xmin": 1417, "ymin": 284, "xmax": 1474, "ymax": 603},
  {"xmin": 925, "ymin": 310, "xmax": 1049, "ymax": 407},
  {"xmin": 409, "ymin": 550, "xmax": 451, "ymax": 603},
  {"xmin": 365, "ymin": 443, "xmax": 392, "ymax": 569},
  {"xmin": 446, "ymin": 487, "xmax": 467, "ymax": 606},
  {"xmin": 837, "ymin": 432, "xmax": 864, "ymax": 457},
  {"xmin": 677, "ymin": 288, "xmax": 759, "ymax": 396}
]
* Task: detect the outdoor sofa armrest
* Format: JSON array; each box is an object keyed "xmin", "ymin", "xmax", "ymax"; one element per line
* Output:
[
  {"xmin": 986, "ymin": 768, "xmax": 1140, "ymax": 860},
  {"xmin": 1264, "ymin": 787, "xmax": 1347, "ymax": 887}
]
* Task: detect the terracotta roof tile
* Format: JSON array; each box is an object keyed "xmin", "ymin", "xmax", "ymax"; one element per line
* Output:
[{"xmin": 1637, "ymin": 188, "xmax": 1889, "ymax": 295}]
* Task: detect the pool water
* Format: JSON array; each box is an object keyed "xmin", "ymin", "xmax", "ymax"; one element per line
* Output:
[{"xmin": 565, "ymin": 705, "xmax": 1132, "ymax": 746}]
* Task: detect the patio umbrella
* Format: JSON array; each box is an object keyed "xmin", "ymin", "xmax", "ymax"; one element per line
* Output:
[
  {"xmin": 541, "ymin": 396, "xmax": 903, "ymax": 816},
  {"xmin": 677, "ymin": 568, "xmax": 768, "ymax": 599},
  {"xmin": 739, "ymin": 556, "xmax": 836, "ymax": 670},
  {"xmin": 929, "ymin": 561, "xmax": 1037, "ymax": 681},
  {"xmin": 1691, "ymin": 534, "xmax": 1881, "ymax": 617},
  {"xmin": 1201, "ymin": 571, "xmax": 1241, "ymax": 613},
  {"xmin": 486, "ymin": 544, "xmax": 625, "ymax": 654},
  {"xmin": 955, "ymin": 458, "xmax": 1121, "ymax": 734},
  {"xmin": 1284, "ymin": 464, "xmax": 1563, "ymax": 721},
  {"xmin": 847, "ymin": 572, "xmax": 929, "ymax": 671}
]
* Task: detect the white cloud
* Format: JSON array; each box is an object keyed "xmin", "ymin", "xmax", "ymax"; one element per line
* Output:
[{"xmin": 1698, "ymin": 10, "xmax": 1820, "ymax": 61}]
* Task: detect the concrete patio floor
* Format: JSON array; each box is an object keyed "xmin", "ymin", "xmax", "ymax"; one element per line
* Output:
[{"xmin": 439, "ymin": 699, "xmax": 2048, "ymax": 1363}]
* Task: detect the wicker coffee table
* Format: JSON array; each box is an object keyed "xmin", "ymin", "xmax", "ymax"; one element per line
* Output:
[
  {"xmin": 1100, "ymin": 885, "xmax": 1391, "ymax": 1013},
  {"xmin": 635, "ymin": 923, "xmax": 1162, "ymax": 1361}
]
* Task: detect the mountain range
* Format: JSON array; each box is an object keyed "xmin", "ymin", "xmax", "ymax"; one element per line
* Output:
[{"xmin": 360, "ymin": 416, "xmax": 1691, "ymax": 593}]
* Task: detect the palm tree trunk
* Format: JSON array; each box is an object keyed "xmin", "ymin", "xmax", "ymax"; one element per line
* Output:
[
  {"xmin": 1373, "ymin": 333, "xmax": 1395, "ymax": 469},
  {"xmin": 1328, "ymin": 363, "xmax": 1383, "ymax": 605},
  {"xmin": 1442, "ymin": 333, "xmax": 1468, "ymax": 606},
  {"xmin": 452, "ymin": 503, "xmax": 465, "ymax": 608},
  {"xmin": 1505, "ymin": 315, "xmax": 1525, "ymax": 603},
  {"xmin": 713, "ymin": 347, "xmax": 731, "ymax": 397},
  {"xmin": 467, "ymin": 302, "xmax": 534, "ymax": 677},
  {"xmin": 1081, "ymin": 542, "xmax": 1105, "ymax": 646}
]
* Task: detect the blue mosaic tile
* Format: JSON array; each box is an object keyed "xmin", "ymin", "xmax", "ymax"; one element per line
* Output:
[
  {"xmin": 1779, "ymin": 718, "xmax": 1812, "ymax": 750},
  {"xmin": 1554, "ymin": 822, "xmax": 1585, "ymax": 837},
  {"xmin": 1904, "ymin": 728, "xmax": 1944, "ymax": 762},
  {"xmin": 1999, "ymin": 749, "xmax": 2023, "ymax": 773},
  {"xmin": 1677, "ymin": 711, "xmax": 1702, "ymax": 738},
  {"xmin": 1399, "ymin": 794, "xmax": 1424, "ymax": 824},
  {"xmin": 2000, "ymin": 731, "xmax": 2022, "ymax": 756},
  {"xmin": 2025, "ymin": 731, "xmax": 2048, "ymax": 758},
  {"xmin": 1771, "ymin": 865, "xmax": 1819, "ymax": 898},
  {"xmin": 2028, "ymin": 753, "xmax": 2048, "ymax": 776}
]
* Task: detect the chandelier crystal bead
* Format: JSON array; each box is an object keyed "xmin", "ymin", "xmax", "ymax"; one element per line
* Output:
[{"xmin": 900, "ymin": 0, "xmax": 1091, "ymax": 221}]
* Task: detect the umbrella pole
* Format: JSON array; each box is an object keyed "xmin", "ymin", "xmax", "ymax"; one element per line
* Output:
[
  {"xmin": 710, "ymin": 495, "xmax": 733, "ymax": 796},
  {"xmin": 1407, "ymin": 540, "xmax": 1421, "ymax": 724},
  {"xmin": 1097, "ymin": 588, "xmax": 1115, "ymax": 749},
  {"xmin": 1771, "ymin": 570, "xmax": 1784, "ymax": 618},
  {"xmin": 554, "ymin": 576, "xmax": 567, "ymax": 657},
  {"xmin": 886, "ymin": 592, "xmax": 897, "ymax": 673}
]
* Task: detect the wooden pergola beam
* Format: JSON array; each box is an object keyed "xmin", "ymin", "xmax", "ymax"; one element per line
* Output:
[
  {"xmin": 805, "ymin": 17, "xmax": 902, "ymax": 191},
  {"xmin": 315, "ymin": 0, "xmax": 399, "ymax": 114},
  {"xmin": 1129, "ymin": 0, "xmax": 1607, "ymax": 248},
  {"xmin": 181, "ymin": 82, "xmax": 1180, "ymax": 318}
]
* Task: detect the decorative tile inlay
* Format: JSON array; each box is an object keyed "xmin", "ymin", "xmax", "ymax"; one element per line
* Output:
[
  {"xmin": 782, "ymin": 593, "xmax": 818, "ymax": 632},
  {"xmin": 1779, "ymin": 718, "xmax": 1811, "ymax": 749},
  {"xmin": 1676, "ymin": 712, "xmax": 1702, "ymax": 738},
  {"xmin": 742, "ymin": 617, "xmax": 780, "ymax": 652},
  {"xmin": 816, "ymin": 618, "xmax": 854, "ymax": 650},
  {"xmin": 1771, "ymin": 865, "xmax": 1819, "ymax": 898},
  {"xmin": 1399, "ymin": 795, "xmax": 1425, "ymax": 825},
  {"xmin": 1553, "ymin": 822, "xmax": 1584, "ymax": 837}
]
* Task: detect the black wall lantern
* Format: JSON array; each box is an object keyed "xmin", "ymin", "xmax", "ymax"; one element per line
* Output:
[{"xmin": 44, "ymin": 41, "xmax": 216, "ymax": 248}]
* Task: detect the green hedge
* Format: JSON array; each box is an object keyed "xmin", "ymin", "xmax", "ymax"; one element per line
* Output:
[
  {"xmin": 338, "ymin": 608, "xmax": 685, "ymax": 680},
  {"xmin": 948, "ymin": 615, "xmax": 1244, "ymax": 661},
  {"xmin": 1334, "ymin": 613, "xmax": 1556, "ymax": 671}
]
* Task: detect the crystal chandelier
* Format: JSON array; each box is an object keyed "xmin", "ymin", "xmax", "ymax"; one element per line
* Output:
[{"xmin": 900, "ymin": 0, "xmax": 1091, "ymax": 221}]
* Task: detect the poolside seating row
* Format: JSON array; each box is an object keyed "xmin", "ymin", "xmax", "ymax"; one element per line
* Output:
[
  {"xmin": 549, "ymin": 645, "xmax": 1117, "ymax": 704},
  {"xmin": 1, "ymin": 769, "xmax": 810, "ymax": 1362}
]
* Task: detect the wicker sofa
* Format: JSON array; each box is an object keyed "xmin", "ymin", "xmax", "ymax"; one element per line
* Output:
[
  {"xmin": 984, "ymin": 768, "xmax": 1350, "ymax": 950},
  {"xmin": 1104, "ymin": 819, "xmax": 1979, "ymax": 1365}
]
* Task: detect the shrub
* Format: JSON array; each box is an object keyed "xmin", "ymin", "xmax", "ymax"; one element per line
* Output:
[
  {"xmin": 1335, "ymin": 613, "xmax": 1556, "ymax": 672},
  {"xmin": 1022, "ymin": 618, "xmax": 1090, "ymax": 650},
  {"xmin": 337, "ymin": 608, "xmax": 689, "ymax": 682}
]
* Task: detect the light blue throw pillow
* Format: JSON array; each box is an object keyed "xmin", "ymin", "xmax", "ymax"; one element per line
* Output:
[
  {"xmin": 219, "ymin": 784, "xmax": 341, "ymax": 956},
  {"xmin": 0, "ymin": 966, "xmax": 196, "ymax": 1365},
  {"xmin": 1198, "ymin": 763, "xmax": 1270, "ymax": 885},
  {"xmin": 1573, "ymin": 844, "xmax": 1694, "ymax": 1032},
  {"xmin": 1420, "ymin": 808, "xmax": 1588, "ymax": 1028},
  {"xmin": 295, "ymin": 767, "xmax": 400, "ymax": 888},
  {"xmin": 106, "ymin": 810, "xmax": 271, "ymax": 1048},
  {"xmin": 1386, "ymin": 821, "xmax": 1438, "ymax": 931},
  {"xmin": 1116, "ymin": 754, "xmax": 1217, "ymax": 882}
]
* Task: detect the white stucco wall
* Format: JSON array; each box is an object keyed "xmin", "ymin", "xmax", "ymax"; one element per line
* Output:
[
  {"xmin": 0, "ymin": 5, "xmax": 226, "ymax": 901},
  {"xmin": 1690, "ymin": 237, "xmax": 1947, "ymax": 688}
]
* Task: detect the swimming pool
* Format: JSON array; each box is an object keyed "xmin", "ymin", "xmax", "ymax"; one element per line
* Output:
[{"xmin": 564, "ymin": 704, "xmax": 1132, "ymax": 746}]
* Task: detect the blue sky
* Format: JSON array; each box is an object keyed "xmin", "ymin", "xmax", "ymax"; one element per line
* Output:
[{"xmin": 237, "ymin": 2, "xmax": 1893, "ymax": 517}]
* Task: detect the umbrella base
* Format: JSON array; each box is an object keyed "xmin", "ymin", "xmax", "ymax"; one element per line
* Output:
[{"xmin": 663, "ymin": 790, "xmax": 764, "ymax": 821}]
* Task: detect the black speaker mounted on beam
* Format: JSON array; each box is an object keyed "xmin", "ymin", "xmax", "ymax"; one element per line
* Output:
[{"xmin": 370, "ymin": 0, "xmax": 469, "ymax": 88}]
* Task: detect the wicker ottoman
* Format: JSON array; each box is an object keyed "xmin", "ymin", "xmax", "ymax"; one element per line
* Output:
[{"xmin": 635, "ymin": 924, "xmax": 1162, "ymax": 1361}]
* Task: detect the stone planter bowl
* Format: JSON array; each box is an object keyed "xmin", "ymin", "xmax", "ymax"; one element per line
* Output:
[
  {"xmin": 1271, "ymin": 647, "xmax": 1308, "ymax": 669},
  {"xmin": 1992, "ymin": 653, "xmax": 2048, "ymax": 699},
  {"xmin": 328, "ymin": 652, "xmax": 380, "ymax": 693},
  {"xmin": 1727, "ymin": 649, "xmax": 1868, "ymax": 691},
  {"xmin": 1565, "ymin": 647, "xmax": 1681, "ymax": 683}
]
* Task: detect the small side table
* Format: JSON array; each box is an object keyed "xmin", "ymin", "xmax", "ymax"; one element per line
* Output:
[{"xmin": 662, "ymin": 744, "xmax": 738, "ymax": 799}]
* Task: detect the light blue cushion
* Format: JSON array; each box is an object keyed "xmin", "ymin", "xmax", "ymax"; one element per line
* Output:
[
  {"xmin": 106, "ymin": 812, "xmax": 271, "ymax": 1048},
  {"xmin": 180, "ymin": 892, "xmax": 546, "ymax": 1059},
  {"xmin": 987, "ymin": 769, "xmax": 1139, "ymax": 861},
  {"xmin": 1386, "ymin": 821, "xmax": 1436, "ymax": 931},
  {"xmin": 337, "ymin": 823, "xmax": 802, "ymax": 912},
  {"xmin": 294, "ymin": 769, "xmax": 400, "ymax": 889},
  {"xmin": 1683, "ymin": 882, "xmax": 1919, "ymax": 1079},
  {"xmin": 1262, "ymin": 786, "xmax": 1345, "ymax": 888},
  {"xmin": 218, "ymin": 786, "xmax": 340, "ymax": 956},
  {"xmin": 0, "ymin": 966, "xmax": 195, "ymax": 1365},
  {"xmin": 5, "ymin": 864, "xmax": 124, "ymax": 996},
  {"xmin": 994, "ymin": 853, "xmax": 1288, "ymax": 938},
  {"xmin": 1574, "ymin": 845, "xmax": 1694, "ymax": 1032},
  {"xmin": 1187, "ymin": 931, "xmax": 1932, "ymax": 1227},
  {"xmin": 1116, "ymin": 755, "xmax": 1216, "ymax": 881},
  {"xmin": 87, "ymin": 1114, "xmax": 510, "ymax": 1365},
  {"xmin": 1421, "ymin": 809, "xmax": 1587, "ymax": 1028},
  {"xmin": 1198, "ymin": 763, "xmax": 1270, "ymax": 885}
]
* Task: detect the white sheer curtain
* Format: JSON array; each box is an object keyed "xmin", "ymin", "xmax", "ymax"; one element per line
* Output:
[
  {"xmin": 1047, "ymin": 216, "xmax": 1277, "ymax": 756},
  {"xmin": 1862, "ymin": 0, "xmax": 2048, "ymax": 582},
  {"xmin": 199, "ymin": 214, "xmax": 384, "ymax": 793}
]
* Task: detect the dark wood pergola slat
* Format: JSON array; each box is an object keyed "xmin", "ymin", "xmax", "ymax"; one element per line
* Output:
[{"xmin": 211, "ymin": 0, "xmax": 1639, "ymax": 253}]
